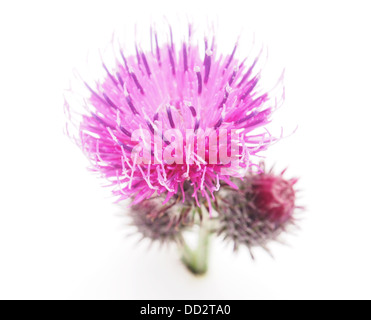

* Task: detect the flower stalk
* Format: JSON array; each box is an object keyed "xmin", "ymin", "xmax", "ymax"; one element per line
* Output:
[{"xmin": 181, "ymin": 220, "xmax": 212, "ymax": 276}]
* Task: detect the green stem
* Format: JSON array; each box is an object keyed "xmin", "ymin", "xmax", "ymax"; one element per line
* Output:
[{"xmin": 181, "ymin": 221, "xmax": 211, "ymax": 276}]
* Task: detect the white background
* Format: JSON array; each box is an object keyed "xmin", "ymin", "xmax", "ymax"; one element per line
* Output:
[{"xmin": 0, "ymin": 0, "xmax": 370, "ymax": 300}]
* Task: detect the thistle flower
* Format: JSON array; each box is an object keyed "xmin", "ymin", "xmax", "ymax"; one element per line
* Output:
[
  {"xmin": 67, "ymin": 24, "xmax": 284, "ymax": 208},
  {"xmin": 218, "ymin": 164, "xmax": 298, "ymax": 256}
]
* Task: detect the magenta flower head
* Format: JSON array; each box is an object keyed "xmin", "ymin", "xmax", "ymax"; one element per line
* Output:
[
  {"xmin": 218, "ymin": 164, "xmax": 299, "ymax": 256},
  {"xmin": 66, "ymin": 24, "xmax": 284, "ymax": 210}
]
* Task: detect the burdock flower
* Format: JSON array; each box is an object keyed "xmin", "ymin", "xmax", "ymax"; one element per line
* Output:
[
  {"xmin": 66, "ymin": 24, "xmax": 283, "ymax": 208},
  {"xmin": 218, "ymin": 164, "xmax": 299, "ymax": 257}
]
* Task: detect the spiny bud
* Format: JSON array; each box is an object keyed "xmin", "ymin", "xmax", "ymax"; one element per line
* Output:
[
  {"xmin": 129, "ymin": 197, "xmax": 193, "ymax": 244},
  {"xmin": 250, "ymin": 169, "xmax": 297, "ymax": 223},
  {"xmin": 218, "ymin": 165, "xmax": 299, "ymax": 257}
]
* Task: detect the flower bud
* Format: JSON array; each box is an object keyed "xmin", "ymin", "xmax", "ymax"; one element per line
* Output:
[
  {"xmin": 218, "ymin": 165, "xmax": 299, "ymax": 256},
  {"xmin": 129, "ymin": 197, "xmax": 192, "ymax": 244}
]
